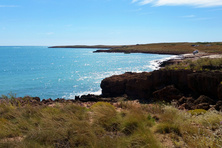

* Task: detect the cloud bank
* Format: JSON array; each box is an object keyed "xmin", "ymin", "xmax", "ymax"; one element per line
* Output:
[{"xmin": 132, "ymin": 0, "xmax": 222, "ymax": 7}]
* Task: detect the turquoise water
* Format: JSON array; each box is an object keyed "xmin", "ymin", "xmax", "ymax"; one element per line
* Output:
[{"xmin": 0, "ymin": 46, "xmax": 173, "ymax": 99}]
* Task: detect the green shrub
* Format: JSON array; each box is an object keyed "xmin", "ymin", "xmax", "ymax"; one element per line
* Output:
[
  {"xmin": 156, "ymin": 123, "xmax": 181, "ymax": 135},
  {"xmin": 166, "ymin": 58, "xmax": 222, "ymax": 71},
  {"xmin": 193, "ymin": 110, "xmax": 222, "ymax": 129},
  {"xmin": 188, "ymin": 109, "xmax": 207, "ymax": 116},
  {"xmin": 122, "ymin": 120, "xmax": 139, "ymax": 135},
  {"xmin": 61, "ymin": 103, "xmax": 88, "ymax": 120},
  {"xmin": 121, "ymin": 107, "xmax": 147, "ymax": 135},
  {"xmin": 91, "ymin": 102, "xmax": 120, "ymax": 132},
  {"xmin": 146, "ymin": 114, "xmax": 156, "ymax": 127},
  {"xmin": 91, "ymin": 102, "xmax": 115, "ymax": 110}
]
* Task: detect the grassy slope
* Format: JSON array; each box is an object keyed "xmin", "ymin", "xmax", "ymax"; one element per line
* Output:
[
  {"xmin": 0, "ymin": 99, "xmax": 221, "ymax": 148},
  {"xmin": 109, "ymin": 42, "xmax": 222, "ymax": 55},
  {"xmin": 165, "ymin": 58, "xmax": 222, "ymax": 71}
]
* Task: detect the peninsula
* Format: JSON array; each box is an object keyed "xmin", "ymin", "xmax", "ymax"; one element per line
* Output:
[{"xmin": 49, "ymin": 42, "xmax": 222, "ymax": 55}]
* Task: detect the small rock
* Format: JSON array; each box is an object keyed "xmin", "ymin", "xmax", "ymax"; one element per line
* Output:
[
  {"xmin": 195, "ymin": 103, "xmax": 210, "ymax": 110},
  {"xmin": 194, "ymin": 95, "xmax": 215, "ymax": 105},
  {"xmin": 178, "ymin": 97, "xmax": 194, "ymax": 105},
  {"xmin": 78, "ymin": 94, "xmax": 101, "ymax": 102},
  {"xmin": 178, "ymin": 102, "xmax": 195, "ymax": 110},
  {"xmin": 42, "ymin": 98, "xmax": 53, "ymax": 104},
  {"xmin": 215, "ymin": 101, "xmax": 222, "ymax": 111},
  {"xmin": 33, "ymin": 97, "xmax": 40, "ymax": 102}
]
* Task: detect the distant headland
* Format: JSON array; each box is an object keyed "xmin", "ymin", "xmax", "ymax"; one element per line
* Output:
[{"xmin": 49, "ymin": 42, "xmax": 222, "ymax": 55}]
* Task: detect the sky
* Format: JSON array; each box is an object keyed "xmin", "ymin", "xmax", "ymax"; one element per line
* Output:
[{"xmin": 0, "ymin": 0, "xmax": 222, "ymax": 46}]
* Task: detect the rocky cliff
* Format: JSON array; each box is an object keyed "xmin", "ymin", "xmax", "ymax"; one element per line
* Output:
[{"xmin": 101, "ymin": 70, "xmax": 222, "ymax": 110}]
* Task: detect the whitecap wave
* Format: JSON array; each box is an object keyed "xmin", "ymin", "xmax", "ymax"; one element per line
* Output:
[
  {"xmin": 62, "ymin": 89, "xmax": 102, "ymax": 99},
  {"xmin": 148, "ymin": 55, "xmax": 180, "ymax": 70}
]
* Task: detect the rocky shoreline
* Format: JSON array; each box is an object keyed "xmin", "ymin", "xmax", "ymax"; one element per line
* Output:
[
  {"xmin": 1, "ymin": 50, "xmax": 222, "ymax": 111},
  {"xmin": 81, "ymin": 52, "xmax": 222, "ymax": 111},
  {"xmin": 1, "ymin": 69, "xmax": 221, "ymax": 111},
  {"xmin": 93, "ymin": 49, "xmax": 181, "ymax": 55},
  {"xmin": 100, "ymin": 69, "xmax": 222, "ymax": 111}
]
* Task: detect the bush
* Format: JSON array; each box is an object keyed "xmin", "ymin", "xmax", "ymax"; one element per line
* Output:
[
  {"xmin": 156, "ymin": 123, "xmax": 181, "ymax": 135},
  {"xmin": 91, "ymin": 102, "xmax": 120, "ymax": 132},
  {"xmin": 188, "ymin": 109, "xmax": 207, "ymax": 116},
  {"xmin": 166, "ymin": 58, "xmax": 222, "ymax": 71}
]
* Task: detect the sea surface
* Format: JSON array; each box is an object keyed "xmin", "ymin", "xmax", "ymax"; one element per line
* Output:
[{"xmin": 0, "ymin": 46, "xmax": 174, "ymax": 99}]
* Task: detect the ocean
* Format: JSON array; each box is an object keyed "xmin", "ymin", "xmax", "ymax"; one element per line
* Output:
[{"xmin": 0, "ymin": 46, "xmax": 174, "ymax": 99}]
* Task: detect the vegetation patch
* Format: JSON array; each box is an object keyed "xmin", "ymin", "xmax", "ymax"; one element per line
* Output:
[
  {"xmin": 0, "ymin": 96, "xmax": 222, "ymax": 147},
  {"xmin": 156, "ymin": 123, "xmax": 181, "ymax": 135},
  {"xmin": 166, "ymin": 58, "xmax": 222, "ymax": 71},
  {"xmin": 188, "ymin": 109, "xmax": 207, "ymax": 116}
]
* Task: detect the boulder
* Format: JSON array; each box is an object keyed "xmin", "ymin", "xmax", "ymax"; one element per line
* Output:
[
  {"xmin": 194, "ymin": 95, "xmax": 215, "ymax": 105},
  {"xmin": 178, "ymin": 97, "xmax": 194, "ymax": 105},
  {"xmin": 54, "ymin": 98, "xmax": 66, "ymax": 103},
  {"xmin": 195, "ymin": 103, "xmax": 211, "ymax": 110},
  {"xmin": 42, "ymin": 98, "xmax": 53, "ymax": 104},
  {"xmin": 76, "ymin": 94, "xmax": 101, "ymax": 102},
  {"xmin": 215, "ymin": 101, "xmax": 222, "ymax": 111},
  {"xmin": 33, "ymin": 97, "xmax": 40, "ymax": 102},
  {"xmin": 178, "ymin": 97, "xmax": 187, "ymax": 104},
  {"xmin": 178, "ymin": 102, "xmax": 195, "ymax": 110}
]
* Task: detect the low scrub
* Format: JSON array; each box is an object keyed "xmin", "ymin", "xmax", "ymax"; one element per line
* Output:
[
  {"xmin": 156, "ymin": 123, "xmax": 181, "ymax": 135},
  {"xmin": 166, "ymin": 58, "xmax": 222, "ymax": 71},
  {"xmin": 0, "ymin": 99, "xmax": 221, "ymax": 147}
]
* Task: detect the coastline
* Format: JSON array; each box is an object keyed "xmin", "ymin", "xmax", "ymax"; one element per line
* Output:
[
  {"xmin": 49, "ymin": 42, "xmax": 222, "ymax": 55},
  {"xmin": 159, "ymin": 52, "xmax": 222, "ymax": 67},
  {"xmin": 147, "ymin": 52, "xmax": 217, "ymax": 71},
  {"xmin": 149, "ymin": 55, "xmax": 181, "ymax": 70},
  {"xmin": 1, "ymin": 43, "xmax": 222, "ymax": 146},
  {"xmin": 1, "ymin": 44, "xmax": 222, "ymax": 100}
]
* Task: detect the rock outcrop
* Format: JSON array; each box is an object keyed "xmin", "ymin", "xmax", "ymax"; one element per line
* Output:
[
  {"xmin": 153, "ymin": 85, "xmax": 183, "ymax": 102},
  {"xmin": 188, "ymin": 72, "xmax": 222, "ymax": 99},
  {"xmin": 218, "ymin": 83, "xmax": 222, "ymax": 100},
  {"xmin": 101, "ymin": 70, "xmax": 222, "ymax": 110},
  {"xmin": 101, "ymin": 70, "xmax": 193, "ymax": 100}
]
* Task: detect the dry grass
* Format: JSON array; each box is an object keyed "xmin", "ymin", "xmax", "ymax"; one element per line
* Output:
[
  {"xmin": 109, "ymin": 42, "xmax": 222, "ymax": 55},
  {"xmin": 0, "ymin": 98, "xmax": 221, "ymax": 148},
  {"xmin": 165, "ymin": 58, "xmax": 222, "ymax": 71}
]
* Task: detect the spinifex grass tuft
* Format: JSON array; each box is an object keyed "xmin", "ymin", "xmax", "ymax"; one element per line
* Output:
[{"xmin": 0, "ymin": 99, "xmax": 221, "ymax": 147}]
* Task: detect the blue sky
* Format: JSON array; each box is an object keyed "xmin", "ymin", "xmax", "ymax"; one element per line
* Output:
[{"xmin": 0, "ymin": 0, "xmax": 222, "ymax": 46}]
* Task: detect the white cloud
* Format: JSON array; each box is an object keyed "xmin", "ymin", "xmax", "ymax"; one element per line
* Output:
[
  {"xmin": 0, "ymin": 5, "xmax": 19, "ymax": 8},
  {"xmin": 140, "ymin": 0, "xmax": 154, "ymax": 5},
  {"xmin": 132, "ymin": 0, "xmax": 222, "ymax": 7}
]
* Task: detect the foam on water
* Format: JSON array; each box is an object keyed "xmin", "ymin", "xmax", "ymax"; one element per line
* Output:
[
  {"xmin": 148, "ymin": 55, "xmax": 179, "ymax": 70},
  {"xmin": 0, "ymin": 46, "xmax": 174, "ymax": 99},
  {"xmin": 62, "ymin": 89, "xmax": 102, "ymax": 99}
]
